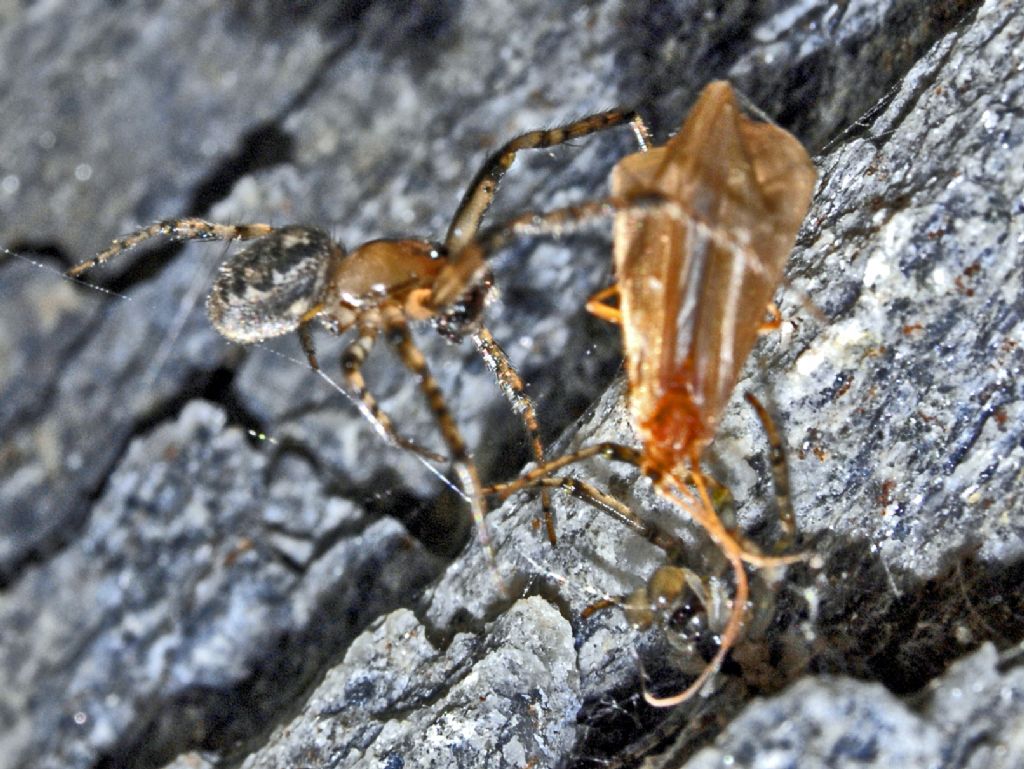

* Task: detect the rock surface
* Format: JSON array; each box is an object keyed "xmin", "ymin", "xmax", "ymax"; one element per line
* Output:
[
  {"xmin": 1, "ymin": 1, "xmax": 1021, "ymax": 768},
  {"xmin": 681, "ymin": 645, "xmax": 1024, "ymax": 769}
]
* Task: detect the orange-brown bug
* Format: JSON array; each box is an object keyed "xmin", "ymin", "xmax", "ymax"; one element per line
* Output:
[{"xmin": 479, "ymin": 81, "xmax": 817, "ymax": 701}]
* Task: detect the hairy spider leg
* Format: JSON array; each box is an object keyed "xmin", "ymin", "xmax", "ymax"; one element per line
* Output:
[
  {"xmin": 436, "ymin": 107, "xmax": 651, "ymax": 544},
  {"xmin": 433, "ymin": 114, "xmax": 650, "ymax": 309},
  {"xmin": 488, "ymin": 442, "xmax": 801, "ymax": 569},
  {"xmin": 377, "ymin": 303, "xmax": 497, "ymax": 578},
  {"xmin": 493, "ymin": 474, "xmax": 690, "ymax": 558},
  {"xmin": 66, "ymin": 217, "xmax": 274, "ymax": 276},
  {"xmin": 444, "ymin": 108, "xmax": 651, "ymax": 256},
  {"xmin": 298, "ymin": 316, "xmax": 447, "ymax": 464},
  {"xmin": 464, "ymin": 194, "xmax": 786, "ymax": 305},
  {"xmin": 472, "ymin": 327, "xmax": 555, "ymax": 542},
  {"xmin": 743, "ymin": 392, "xmax": 796, "ymax": 549},
  {"xmin": 346, "ymin": 316, "xmax": 452, "ymax": 465}
]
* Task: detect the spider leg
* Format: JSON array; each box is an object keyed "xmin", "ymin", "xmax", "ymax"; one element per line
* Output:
[
  {"xmin": 430, "ymin": 196, "xmax": 618, "ymax": 311},
  {"xmin": 431, "ymin": 198, "xmax": 622, "ymax": 309},
  {"xmin": 444, "ymin": 109, "xmax": 650, "ymax": 256},
  {"xmin": 337, "ymin": 314, "xmax": 447, "ymax": 464},
  {"xmin": 486, "ymin": 439, "xmax": 802, "ymax": 570},
  {"xmin": 486, "ymin": 473, "xmax": 687, "ymax": 558},
  {"xmin": 67, "ymin": 217, "xmax": 274, "ymax": 276},
  {"xmin": 472, "ymin": 326, "xmax": 556, "ymax": 545},
  {"xmin": 487, "ymin": 441, "xmax": 641, "ymax": 497},
  {"xmin": 480, "ymin": 196, "xmax": 765, "ymax": 261},
  {"xmin": 379, "ymin": 304, "xmax": 499, "ymax": 583},
  {"xmin": 433, "ymin": 195, "xmax": 779, "ymax": 312},
  {"xmin": 297, "ymin": 321, "xmax": 320, "ymax": 371}
]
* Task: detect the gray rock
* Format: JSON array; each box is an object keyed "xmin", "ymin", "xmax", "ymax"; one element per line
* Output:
[
  {"xmin": 245, "ymin": 598, "xmax": 579, "ymax": 769},
  {"xmin": 680, "ymin": 645, "xmax": 1024, "ymax": 769},
  {"xmin": 0, "ymin": 401, "xmax": 442, "ymax": 769},
  {"xmin": 0, "ymin": 253, "xmax": 234, "ymax": 582},
  {"xmin": 0, "ymin": 2, "xmax": 336, "ymax": 263},
  {"xmin": 1, "ymin": 1, "xmax": 1019, "ymax": 769}
]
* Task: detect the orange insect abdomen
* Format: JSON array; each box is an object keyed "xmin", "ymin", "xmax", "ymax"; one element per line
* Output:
[{"xmin": 611, "ymin": 81, "xmax": 817, "ymax": 471}]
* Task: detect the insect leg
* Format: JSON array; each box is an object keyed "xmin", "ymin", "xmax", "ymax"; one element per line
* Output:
[
  {"xmin": 444, "ymin": 109, "xmax": 650, "ymax": 256},
  {"xmin": 488, "ymin": 428, "xmax": 802, "ymax": 571},
  {"xmin": 486, "ymin": 473, "xmax": 687, "ymax": 558},
  {"xmin": 379, "ymin": 305, "xmax": 500, "ymax": 584},
  {"xmin": 473, "ymin": 326, "xmax": 556, "ymax": 544},
  {"xmin": 759, "ymin": 302, "xmax": 783, "ymax": 333},
  {"xmin": 658, "ymin": 471, "xmax": 802, "ymax": 570},
  {"xmin": 67, "ymin": 218, "xmax": 274, "ymax": 276},
  {"xmin": 489, "ymin": 455, "xmax": 756, "ymax": 706},
  {"xmin": 487, "ymin": 441, "xmax": 644, "ymax": 497},
  {"xmin": 337, "ymin": 315, "xmax": 446, "ymax": 464},
  {"xmin": 743, "ymin": 392, "xmax": 797, "ymax": 549},
  {"xmin": 585, "ymin": 285, "xmax": 622, "ymax": 324}
]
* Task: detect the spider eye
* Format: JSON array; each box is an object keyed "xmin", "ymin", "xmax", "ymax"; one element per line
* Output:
[{"xmin": 207, "ymin": 226, "xmax": 340, "ymax": 343}]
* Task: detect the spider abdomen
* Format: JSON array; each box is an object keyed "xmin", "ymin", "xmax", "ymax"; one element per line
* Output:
[{"xmin": 207, "ymin": 226, "xmax": 341, "ymax": 343}]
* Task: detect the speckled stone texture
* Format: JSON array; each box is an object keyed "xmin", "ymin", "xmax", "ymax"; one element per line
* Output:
[
  {"xmin": 679, "ymin": 644, "xmax": 1024, "ymax": 769},
  {"xmin": 1, "ymin": 0, "xmax": 1020, "ymax": 768}
]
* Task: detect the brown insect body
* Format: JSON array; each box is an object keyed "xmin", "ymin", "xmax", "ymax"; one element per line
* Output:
[
  {"xmin": 611, "ymin": 81, "xmax": 817, "ymax": 474},
  {"xmin": 485, "ymin": 81, "xmax": 816, "ymax": 704},
  {"xmin": 607, "ymin": 82, "xmax": 814, "ymax": 703}
]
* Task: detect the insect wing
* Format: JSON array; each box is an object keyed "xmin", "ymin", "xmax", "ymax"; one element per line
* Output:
[{"xmin": 612, "ymin": 81, "xmax": 816, "ymax": 452}]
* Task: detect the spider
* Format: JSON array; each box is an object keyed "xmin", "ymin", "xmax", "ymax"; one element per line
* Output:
[{"xmin": 67, "ymin": 107, "xmax": 652, "ymax": 574}]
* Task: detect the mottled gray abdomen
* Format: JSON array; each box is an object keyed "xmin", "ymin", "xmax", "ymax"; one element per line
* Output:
[{"xmin": 207, "ymin": 226, "xmax": 339, "ymax": 343}]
